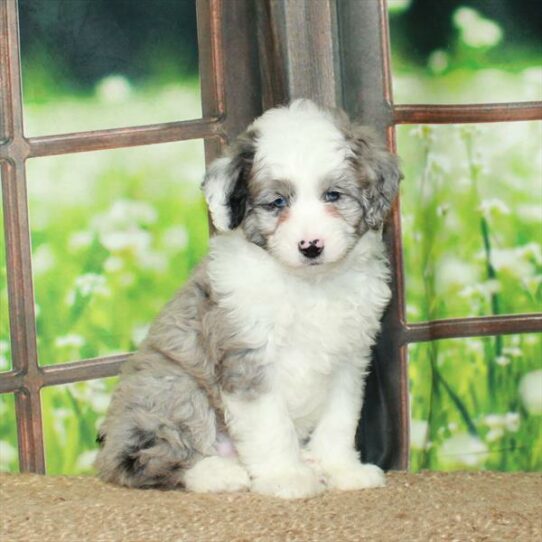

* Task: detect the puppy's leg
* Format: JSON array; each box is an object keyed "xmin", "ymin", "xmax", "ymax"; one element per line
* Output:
[
  {"xmin": 308, "ymin": 362, "xmax": 385, "ymax": 490},
  {"xmin": 95, "ymin": 357, "xmax": 217, "ymax": 489},
  {"xmin": 223, "ymin": 391, "xmax": 324, "ymax": 499}
]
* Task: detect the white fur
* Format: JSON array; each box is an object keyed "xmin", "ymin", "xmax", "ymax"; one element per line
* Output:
[
  {"xmin": 207, "ymin": 229, "xmax": 390, "ymax": 497},
  {"xmin": 184, "ymin": 455, "xmax": 250, "ymax": 493},
  {"xmin": 253, "ymin": 101, "xmax": 357, "ymax": 267},
  {"xmin": 204, "ymin": 157, "xmax": 236, "ymax": 232}
]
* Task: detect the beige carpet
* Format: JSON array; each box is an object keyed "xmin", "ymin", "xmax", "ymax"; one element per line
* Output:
[{"xmin": 1, "ymin": 471, "xmax": 541, "ymax": 542}]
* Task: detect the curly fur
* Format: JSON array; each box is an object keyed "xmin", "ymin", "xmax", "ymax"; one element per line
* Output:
[{"xmin": 95, "ymin": 99, "xmax": 401, "ymax": 498}]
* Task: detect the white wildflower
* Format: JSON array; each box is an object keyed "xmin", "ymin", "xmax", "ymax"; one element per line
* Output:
[
  {"xmin": 488, "ymin": 247, "xmax": 536, "ymax": 277},
  {"xmin": 75, "ymin": 273, "xmax": 109, "ymax": 297},
  {"xmin": 483, "ymin": 412, "xmax": 520, "ymax": 437},
  {"xmin": 137, "ymin": 251, "xmax": 168, "ymax": 272},
  {"xmin": 99, "ymin": 229, "xmax": 152, "ymax": 254},
  {"xmin": 428, "ymin": 50, "xmax": 449, "ymax": 74},
  {"xmin": 524, "ymin": 335, "xmax": 540, "ymax": 346},
  {"xmin": 409, "ymin": 125, "xmax": 435, "ymax": 142},
  {"xmin": 96, "ymin": 75, "xmax": 132, "ymax": 103},
  {"xmin": 0, "ymin": 440, "xmax": 17, "ymax": 470},
  {"xmin": 32, "ymin": 245, "xmax": 55, "ymax": 275},
  {"xmin": 478, "ymin": 198, "xmax": 510, "ymax": 219},
  {"xmin": 103, "ymin": 256, "xmax": 123, "ymax": 273},
  {"xmin": 106, "ymin": 200, "xmax": 157, "ymax": 227},
  {"xmin": 517, "ymin": 204, "xmax": 542, "ymax": 223},
  {"xmin": 410, "ymin": 419, "xmax": 428, "ymax": 450},
  {"xmin": 436, "ymin": 257, "xmax": 478, "ymax": 293},
  {"xmin": 75, "ymin": 450, "xmax": 98, "ymax": 471},
  {"xmin": 90, "ymin": 392, "xmax": 111, "ymax": 414},
  {"xmin": 55, "ymin": 334, "xmax": 85, "ymax": 349},
  {"xmin": 427, "ymin": 153, "xmax": 451, "ymax": 176},
  {"xmin": 453, "ymin": 7, "xmax": 503, "ymax": 48},
  {"xmin": 502, "ymin": 346, "xmax": 522, "ymax": 358},
  {"xmin": 162, "ymin": 225, "xmax": 189, "ymax": 251},
  {"xmin": 459, "ymin": 280, "xmax": 501, "ymax": 299},
  {"xmin": 518, "ymin": 243, "xmax": 542, "ymax": 265},
  {"xmin": 484, "ymin": 414, "xmax": 504, "ymax": 429},
  {"xmin": 496, "ymin": 356, "xmax": 510, "ymax": 367},
  {"xmin": 486, "ymin": 428, "xmax": 504, "ymax": 442},
  {"xmin": 504, "ymin": 412, "xmax": 520, "ymax": 432},
  {"xmin": 439, "ymin": 433, "xmax": 488, "ymax": 467},
  {"xmin": 519, "ymin": 370, "xmax": 542, "ymax": 415},
  {"xmin": 68, "ymin": 231, "xmax": 93, "ymax": 251},
  {"xmin": 67, "ymin": 273, "xmax": 110, "ymax": 305}
]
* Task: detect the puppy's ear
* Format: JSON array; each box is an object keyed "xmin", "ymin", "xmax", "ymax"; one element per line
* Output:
[
  {"xmin": 201, "ymin": 130, "xmax": 258, "ymax": 231},
  {"xmin": 348, "ymin": 125, "xmax": 402, "ymax": 230}
]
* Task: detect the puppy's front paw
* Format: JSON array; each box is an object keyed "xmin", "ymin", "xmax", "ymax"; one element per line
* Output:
[
  {"xmin": 251, "ymin": 464, "xmax": 325, "ymax": 499},
  {"xmin": 325, "ymin": 462, "xmax": 385, "ymax": 491}
]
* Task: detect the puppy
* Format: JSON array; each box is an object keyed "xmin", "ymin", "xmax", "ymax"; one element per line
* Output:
[{"xmin": 95, "ymin": 99, "xmax": 401, "ymax": 499}]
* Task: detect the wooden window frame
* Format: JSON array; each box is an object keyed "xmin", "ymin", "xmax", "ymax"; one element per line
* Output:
[{"xmin": 0, "ymin": 0, "xmax": 541, "ymax": 474}]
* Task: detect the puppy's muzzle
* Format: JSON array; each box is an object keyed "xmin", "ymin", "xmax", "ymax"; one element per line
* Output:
[{"xmin": 298, "ymin": 239, "xmax": 324, "ymax": 259}]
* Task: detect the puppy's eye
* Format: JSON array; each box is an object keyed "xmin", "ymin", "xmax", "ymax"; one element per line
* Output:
[
  {"xmin": 324, "ymin": 191, "xmax": 341, "ymax": 202},
  {"xmin": 271, "ymin": 196, "xmax": 288, "ymax": 209}
]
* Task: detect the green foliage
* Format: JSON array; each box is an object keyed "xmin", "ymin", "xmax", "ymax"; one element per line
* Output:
[
  {"xmin": 0, "ymin": 32, "xmax": 541, "ymax": 473},
  {"xmin": 400, "ymin": 122, "xmax": 542, "ymax": 471}
]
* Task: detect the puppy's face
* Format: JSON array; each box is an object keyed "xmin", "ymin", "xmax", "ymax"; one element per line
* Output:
[{"xmin": 203, "ymin": 100, "xmax": 401, "ymax": 269}]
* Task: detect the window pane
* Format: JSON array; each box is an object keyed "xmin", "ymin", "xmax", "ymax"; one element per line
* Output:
[
  {"xmin": 0, "ymin": 185, "xmax": 11, "ymax": 372},
  {"xmin": 409, "ymin": 333, "xmax": 542, "ymax": 472},
  {"xmin": 42, "ymin": 378, "xmax": 117, "ymax": 474},
  {"xmin": 399, "ymin": 122, "xmax": 542, "ymax": 322},
  {"xmin": 0, "ymin": 394, "xmax": 19, "ymax": 472},
  {"xmin": 389, "ymin": 1, "xmax": 542, "ymax": 103},
  {"xmin": 27, "ymin": 140, "xmax": 207, "ymax": 366},
  {"xmin": 19, "ymin": 0, "xmax": 201, "ymax": 136}
]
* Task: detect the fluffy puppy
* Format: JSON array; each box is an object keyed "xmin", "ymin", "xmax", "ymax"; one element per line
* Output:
[{"xmin": 95, "ymin": 99, "xmax": 401, "ymax": 499}]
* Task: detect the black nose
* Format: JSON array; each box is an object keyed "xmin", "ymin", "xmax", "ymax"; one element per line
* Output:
[{"xmin": 298, "ymin": 240, "xmax": 324, "ymax": 259}]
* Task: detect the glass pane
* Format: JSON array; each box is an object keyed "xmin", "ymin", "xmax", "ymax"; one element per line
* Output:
[
  {"xmin": 42, "ymin": 377, "xmax": 117, "ymax": 474},
  {"xmin": 399, "ymin": 122, "xmax": 542, "ymax": 323},
  {"xmin": 0, "ymin": 185, "xmax": 11, "ymax": 372},
  {"xmin": 19, "ymin": 0, "xmax": 201, "ymax": 135},
  {"xmin": 27, "ymin": 140, "xmax": 208, "ymax": 366},
  {"xmin": 409, "ymin": 333, "xmax": 542, "ymax": 472},
  {"xmin": 389, "ymin": 1, "xmax": 542, "ymax": 103},
  {"xmin": 0, "ymin": 394, "xmax": 19, "ymax": 472}
]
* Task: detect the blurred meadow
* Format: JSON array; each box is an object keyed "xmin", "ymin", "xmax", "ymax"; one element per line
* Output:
[{"xmin": 1, "ymin": 0, "xmax": 541, "ymax": 474}]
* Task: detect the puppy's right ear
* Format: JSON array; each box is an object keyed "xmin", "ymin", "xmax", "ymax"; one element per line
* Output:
[{"xmin": 201, "ymin": 130, "xmax": 258, "ymax": 231}]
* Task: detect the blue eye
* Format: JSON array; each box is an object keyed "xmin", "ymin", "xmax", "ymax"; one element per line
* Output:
[
  {"xmin": 272, "ymin": 196, "xmax": 288, "ymax": 209},
  {"xmin": 324, "ymin": 191, "xmax": 341, "ymax": 202}
]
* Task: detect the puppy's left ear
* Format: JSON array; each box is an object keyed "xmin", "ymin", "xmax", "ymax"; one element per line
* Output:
[
  {"xmin": 348, "ymin": 125, "xmax": 403, "ymax": 230},
  {"xmin": 201, "ymin": 129, "xmax": 258, "ymax": 231}
]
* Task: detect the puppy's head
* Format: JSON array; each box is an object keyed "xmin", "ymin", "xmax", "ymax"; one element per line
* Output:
[{"xmin": 202, "ymin": 99, "xmax": 401, "ymax": 268}]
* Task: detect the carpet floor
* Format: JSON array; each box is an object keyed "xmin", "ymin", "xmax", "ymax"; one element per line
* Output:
[{"xmin": 1, "ymin": 471, "xmax": 541, "ymax": 541}]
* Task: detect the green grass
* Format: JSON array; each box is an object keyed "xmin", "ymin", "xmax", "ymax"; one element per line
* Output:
[{"xmin": 0, "ymin": 54, "xmax": 541, "ymax": 474}]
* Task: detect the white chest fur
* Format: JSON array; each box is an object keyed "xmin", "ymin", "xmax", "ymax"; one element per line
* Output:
[{"xmin": 208, "ymin": 231, "xmax": 391, "ymax": 434}]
